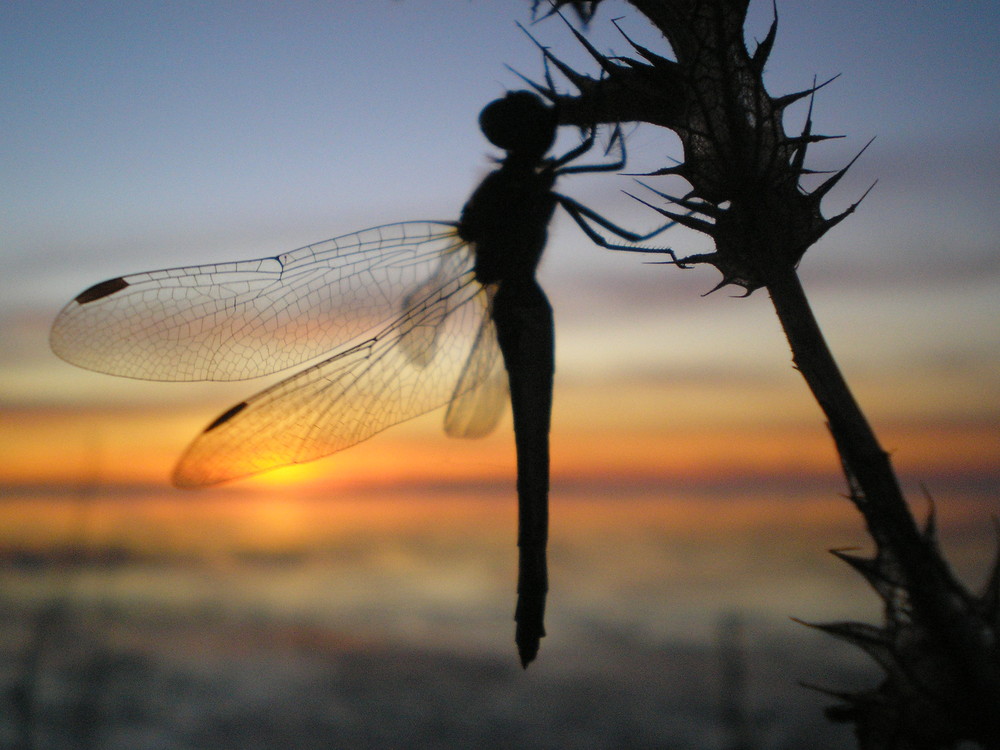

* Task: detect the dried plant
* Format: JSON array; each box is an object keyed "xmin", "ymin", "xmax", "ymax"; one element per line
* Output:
[{"xmin": 524, "ymin": 1, "xmax": 1000, "ymax": 747}]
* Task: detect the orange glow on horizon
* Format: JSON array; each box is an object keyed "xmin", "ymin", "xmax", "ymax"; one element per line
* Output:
[
  {"xmin": 2, "ymin": 398, "xmax": 997, "ymax": 492},
  {"xmin": 2, "ymin": 395, "xmax": 994, "ymax": 558},
  {"xmin": 0, "ymin": 487, "xmax": 873, "ymax": 557}
]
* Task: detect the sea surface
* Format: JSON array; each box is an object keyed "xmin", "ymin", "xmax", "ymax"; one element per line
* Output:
[{"xmin": 1, "ymin": 484, "xmax": 993, "ymax": 749}]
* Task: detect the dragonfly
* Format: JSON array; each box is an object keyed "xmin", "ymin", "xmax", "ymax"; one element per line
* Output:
[{"xmin": 50, "ymin": 90, "xmax": 675, "ymax": 667}]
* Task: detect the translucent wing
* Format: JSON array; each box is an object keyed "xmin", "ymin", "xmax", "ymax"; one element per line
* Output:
[
  {"xmin": 444, "ymin": 284, "xmax": 508, "ymax": 438},
  {"xmin": 172, "ymin": 265, "xmax": 504, "ymax": 487},
  {"xmin": 50, "ymin": 222, "xmax": 463, "ymax": 381}
]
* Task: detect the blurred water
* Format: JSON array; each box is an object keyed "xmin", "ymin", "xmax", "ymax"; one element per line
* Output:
[
  {"xmin": 0, "ymin": 484, "xmax": 993, "ymax": 748},
  {"xmin": 0, "ymin": 564, "xmax": 869, "ymax": 750}
]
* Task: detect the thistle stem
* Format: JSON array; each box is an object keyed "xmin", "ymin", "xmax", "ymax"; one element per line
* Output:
[
  {"xmin": 766, "ymin": 268, "xmax": 915, "ymax": 546},
  {"xmin": 766, "ymin": 266, "xmax": 1000, "ymax": 743}
]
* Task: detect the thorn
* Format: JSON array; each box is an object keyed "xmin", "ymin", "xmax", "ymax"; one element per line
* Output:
[
  {"xmin": 726, "ymin": 283, "xmax": 756, "ymax": 298},
  {"xmin": 622, "ymin": 155, "xmax": 688, "ymax": 179},
  {"xmin": 634, "ymin": 180, "xmax": 720, "ymax": 217},
  {"xmin": 504, "ymin": 64, "xmax": 558, "ymax": 101},
  {"xmin": 829, "ymin": 547, "xmax": 901, "ymax": 602},
  {"xmin": 551, "ymin": 6, "xmax": 620, "ymax": 77},
  {"xmin": 701, "ymin": 277, "xmax": 732, "ymax": 296},
  {"xmin": 774, "ymin": 74, "xmax": 841, "ymax": 111},
  {"xmin": 830, "ymin": 547, "xmax": 879, "ymax": 579},
  {"xmin": 918, "ymin": 483, "xmax": 939, "ymax": 544},
  {"xmin": 532, "ymin": 0, "xmax": 598, "ymax": 26},
  {"xmin": 789, "ymin": 75, "xmax": 818, "ymax": 174},
  {"xmin": 610, "ymin": 17, "xmax": 675, "ymax": 68},
  {"xmin": 823, "ymin": 179, "xmax": 877, "ymax": 232},
  {"xmin": 624, "ymin": 191, "xmax": 716, "ymax": 234},
  {"xmin": 751, "ymin": 0, "xmax": 778, "ymax": 73},
  {"xmin": 689, "ymin": 267, "xmax": 755, "ymax": 297},
  {"xmin": 785, "ymin": 133, "xmax": 845, "ymax": 147},
  {"xmin": 516, "ymin": 21, "xmax": 594, "ymax": 90},
  {"xmin": 809, "ymin": 136, "xmax": 876, "ymax": 204},
  {"xmin": 794, "ymin": 618, "xmax": 890, "ymax": 658},
  {"xmin": 622, "ymin": 165, "xmax": 685, "ymax": 178},
  {"xmin": 797, "ymin": 167, "xmax": 838, "ymax": 176},
  {"xmin": 530, "ymin": 0, "xmax": 563, "ymax": 24},
  {"xmin": 797, "ymin": 618, "xmax": 910, "ymax": 681}
]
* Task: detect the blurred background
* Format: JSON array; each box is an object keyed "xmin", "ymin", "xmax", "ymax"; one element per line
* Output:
[{"xmin": 1, "ymin": 1, "xmax": 997, "ymax": 747}]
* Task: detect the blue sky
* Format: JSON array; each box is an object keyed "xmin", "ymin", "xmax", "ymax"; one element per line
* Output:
[{"xmin": 1, "ymin": 0, "xmax": 998, "ymax": 450}]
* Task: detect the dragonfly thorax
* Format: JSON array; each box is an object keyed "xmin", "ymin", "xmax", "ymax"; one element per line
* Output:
[{"xmin": 459, "ymin": 162, "xmax": 557, "ymax": 287}]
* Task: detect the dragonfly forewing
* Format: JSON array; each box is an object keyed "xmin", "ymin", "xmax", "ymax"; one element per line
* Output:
[{"xmin": 50, "ymin": 222, "xmax": 465, "ymax": 382}]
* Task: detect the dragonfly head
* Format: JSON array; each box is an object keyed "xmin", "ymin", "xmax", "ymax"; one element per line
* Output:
[{"xmin": 479, "ymin": 91, "xmax": 556, "ymax": 162}]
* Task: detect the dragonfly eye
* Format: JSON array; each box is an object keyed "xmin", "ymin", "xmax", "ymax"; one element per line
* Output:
[{"xmin": 479, "ymin": 91, "xmax": 556, "ymax": 160}]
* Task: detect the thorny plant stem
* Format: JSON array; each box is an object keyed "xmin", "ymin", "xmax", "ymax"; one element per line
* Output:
[
  {"xmin": 524, "ymin": 1, "xmax": 999, "ymax": 740},
  {"xmin": 766, "ymin": 266, "xmax": 1000, "ymax": 741},
  {"xmin": 766, "ymin": 267, "xmax": 916, "ymax": 548}
]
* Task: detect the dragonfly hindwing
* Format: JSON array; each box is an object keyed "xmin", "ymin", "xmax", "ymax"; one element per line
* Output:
[
  {"xmin": 397, "ymin": 252, "xmax": 466, "ymax": 368},
  {"xmin": 444, "ymin": 284, "xmax": 507, "ymax": 438}
]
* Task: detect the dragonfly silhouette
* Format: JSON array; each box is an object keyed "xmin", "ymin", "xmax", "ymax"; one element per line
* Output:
[{"xmin": 50, "ymin": 91, "xmax": 673, "ymax": 666}]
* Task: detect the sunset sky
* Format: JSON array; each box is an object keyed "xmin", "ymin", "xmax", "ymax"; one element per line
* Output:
[{"xmin": 1, "ymin": 1, "xmax": 998, "ymax": 649}]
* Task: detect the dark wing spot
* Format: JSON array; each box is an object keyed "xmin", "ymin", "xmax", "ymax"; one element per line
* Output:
[
  {"xmin": 75, "ymin": 277, "xmax": 129, "ymax": 304},
  {"xmin": 205, "ymin": 402, "xmax": 248, "ymax": 432}
]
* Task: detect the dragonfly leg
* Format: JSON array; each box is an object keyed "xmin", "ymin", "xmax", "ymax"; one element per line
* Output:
[
  {"xmin": 557, "ymin": 193, "xmax": 680, "ymax": 259},
  {"xmin": 492, "ymin": 280, "xmax": 554, "ymax": 668}
]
